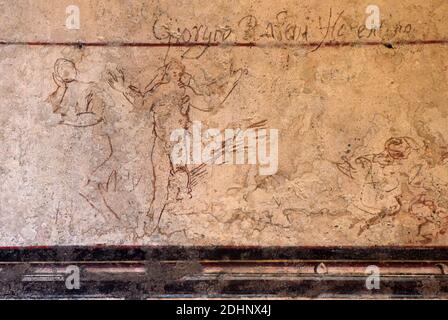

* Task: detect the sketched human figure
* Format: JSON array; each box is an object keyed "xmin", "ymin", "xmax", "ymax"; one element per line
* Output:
[
  {"xmin": 336, "ymin": 136, "xmax": 448, "ymax": 242},
  {"xmin": 106, "ymin": 58, "xmax": 246, "ymax": 237},
  {"xmin": 47, "ymin": 58, "xmax": 121, "ymax": 222},
  {"xmin": 47, "ymin": 58, "xmax": 111, "ymax": 127}
]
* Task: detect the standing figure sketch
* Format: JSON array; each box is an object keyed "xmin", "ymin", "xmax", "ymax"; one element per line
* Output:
[{"xmin": 106, "ymin": 58, "xmax": 246, "ymax": 237}]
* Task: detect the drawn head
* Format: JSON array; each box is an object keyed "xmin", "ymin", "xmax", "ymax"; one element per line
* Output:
[
  {"xmin": 54, "ymin": 58, "xmax": 78, "ymax": 83},
  {"xmin": 164, "ymin": 59, "xmax": 185, "ymax": 82},
  {"xmin": 384, "ymin": 137, "xmax": 415, "ymax": 160}
]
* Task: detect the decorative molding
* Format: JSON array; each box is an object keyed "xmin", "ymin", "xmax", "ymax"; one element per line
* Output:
[{"xmin": 0, "ymin": 246, "xmax": 447, "ymax": 299}]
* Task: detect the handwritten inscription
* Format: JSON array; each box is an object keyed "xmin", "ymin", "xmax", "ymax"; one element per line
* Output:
[{"xmin": 152, "ymin": 9, "xmax": 413, "ymax": 48}]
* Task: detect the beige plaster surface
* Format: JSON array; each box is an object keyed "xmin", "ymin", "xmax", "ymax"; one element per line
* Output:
[{"xmin": 1, "ymin": 0, "xmax": 448, "ymax": 245}]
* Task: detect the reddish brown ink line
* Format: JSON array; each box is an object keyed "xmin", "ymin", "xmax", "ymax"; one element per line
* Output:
[{"xmin": 0, "ymin": 39, "xmax": 448, "ymax": 48}]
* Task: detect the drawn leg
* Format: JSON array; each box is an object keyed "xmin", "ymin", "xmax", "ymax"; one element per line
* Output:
[{"xmin": 135, "ymin": 137, "xmax": 172, "ymax": 237}]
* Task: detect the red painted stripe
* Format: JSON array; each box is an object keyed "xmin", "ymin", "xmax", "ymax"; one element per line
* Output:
[{"xmin": 0, "ymin": 39, "xmax": 447, "ymax": 48}]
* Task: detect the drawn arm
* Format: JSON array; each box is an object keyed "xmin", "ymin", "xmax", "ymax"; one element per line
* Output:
[
  {"xmin": 142, "ymin": 64, "xmax": 170, "ymax": 97},
  {"xmin": 60, "ymin": 112, "xmax": 104, "ymax": 128},
  {"xmin": 46, "ymin": 73, "xmax": 68, "ymax": 113},
  {"xmin": 105, "ymin": 67, "xmax": 142, "ymax": 106},
  {"xmin": 59, "ymin": 90, "xmax": 106, "ymax": 127}
]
